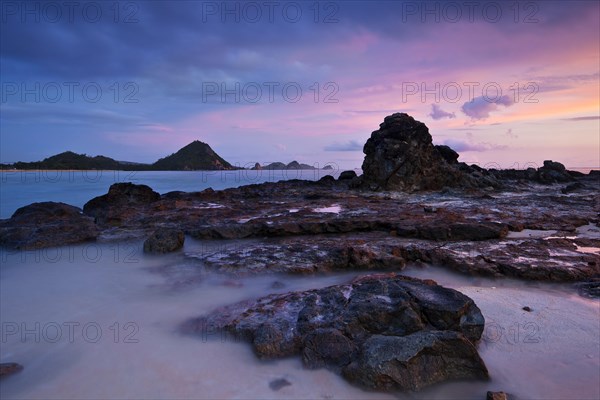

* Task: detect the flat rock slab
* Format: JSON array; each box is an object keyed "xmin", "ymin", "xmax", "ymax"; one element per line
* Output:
[
  {"xmin": 182, "ymin": 273, "xmax": 488, "ymax": 391},
  {"xmin": 181, "ymin": 231, "xmax": 599, "ymax": 282}
]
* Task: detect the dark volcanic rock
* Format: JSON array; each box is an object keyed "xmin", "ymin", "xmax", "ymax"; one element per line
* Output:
[
  {"xmin": 338, "ymin": 170, "xmax": 358, "ymax": 180},
  {"xmin": 487, "ymin": 391, "xmax": 509, "ymax": 400},
  {"xmin": 574, "ymin": 278, "xmax": 600, "ymax": 298},
  {"xmin": 0, "ymin": 362, "xmax": 23, "ymax": 378},
  {"xmin": 269, "ymin": 378, "xmax": 291, "ymax": 391},
  {"xmin": 143, "ymin": 229, "xmax": 185, "ymax": 253},
  {"xmin": 343, "ymin": 331, "xmax": 487, "ymax": 391},
  {"xmin": 83, "ymin": 182, "xmax": 160, "ymax": 225},
  {"xmin": 435, "ymin": 145, "xmax": 459, "ymax": 164},
  {"xmin": 561, "ymin": 182, "xmax": 585, "ymax": 194},
  {"xmin": 537, "ymin": 160, "xmax": 573, "ymax": 183},
  {"xmin": 0, "ymin": 202, "xmax": 98, "ymax": 249},
  {"xmin": 183, "ymin": 273, "xmax": 488, "ymax": 391},
  {"xmin": 361, "ymin": 113, "xmax": 494, "ymax": 191}
]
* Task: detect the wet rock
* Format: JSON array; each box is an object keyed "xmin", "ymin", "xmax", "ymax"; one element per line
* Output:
[
  {"xmin": 574, "ymin": 278, "xmax": 600, "ymax": 298},
  {"xmin": 83, "ymin": 182, "xmax": 160, "ymax": 225},
  {"xmin": 269, "ymin": 378, "xmax": 291, "ymax": 391},
  {"xmin": 343, "ymin": 331, "xmax": 487, "ymax": 391},
  {"xmin": 271, "ymin": 281, "xmax": 286, "ymax": 289},
  {"xmin": 561, "ymin": 182, "xmax": 585, "ymax": 194},
  {"xmin": 487, "ymin": 391, "xmax": 509, "ymax": 400},
  {"xmin": 143, "ymin": 229, "xmax": 184, "ymax": 253},
  {"xmin": 318, "ymin": 175, "xmax": 336, "ymax": 183},
  {"xmin": 0, "ymin": 202, "xmax": 98, "ymax": 249},
  {"xmin": 0, "ymin": 362, "xmax": 23, "ymax": 378},
  {"xmin": 418, "ymin": 222, "xmax": 508, "ymax": 241},
  {"xmin": 338, "ymin": 170, "xmax": 358, "ymax": 180},
  {"xmin": 183, "ymin": 273, "xmax": 488, "ymax": 391},
  {"xmin": 361, "ymin": 113, "xmax": 471, "ymax": 191}
]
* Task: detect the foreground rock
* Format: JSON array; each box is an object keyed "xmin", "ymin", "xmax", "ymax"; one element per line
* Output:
[
  {"xmin": 0, "ymin": 362, "xmax": 23, "ymax": 378},
  {"xmin": 143, "ymin": 229, "xmax": 185, "ymax": 253},
  {"xmin": 182, "ymin": 273, "xmax": 488, "ymax": 391},
  {"xmin": 0, "ymin": 202, "xmax": 98, "ymax": 249}
]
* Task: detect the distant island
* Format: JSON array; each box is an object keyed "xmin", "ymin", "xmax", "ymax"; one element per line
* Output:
[
  {"xmin": 251, "ymin": 161, "xmax": 333, "ymax": 170},
  {"xmin": 0, "ymin": 141, "xmax": 331, "ymax": 171}
]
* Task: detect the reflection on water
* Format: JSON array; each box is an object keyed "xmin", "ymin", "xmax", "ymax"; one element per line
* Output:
[{"xmin": 1, "ymin": 241, "xmax": 598, "ymax": 399}]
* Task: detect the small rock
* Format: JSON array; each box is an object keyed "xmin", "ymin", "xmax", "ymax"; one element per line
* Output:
[
  {"xmin": 574, "ymin": 279, "xmax": 600, "ymax": 298},
  {"xmin": 487, "ymin": 391, "xmax": 509, "ymax": 400},
  {"xmin": 0, "ymin": 363, "xmax": 23, "ymax": 378},
  {"xmin": 318, "ymin": 175, "xmax": 336, "ymax": 183},
  {"xmin": 561, "ymin": 182, "xmax": 584, "ymax": 194},
  {"xmin": 522, "ymin": 306, "xmax": 532, "ymax": 312},
  {"xmin": 338, "ymin": 170, "xmax": 358, "ymax": 180},
  {"xmin": 269, "ymin": 378, "xmax": 291, "ymax": 391},
  {"xmin": 271, "ymin": 281, "xmax": 286, "ymax": 289},
  {"xmin": 423, "ymin": 206, "xmax": 437, "ymax": 213},
  {"xmin": 143, "ymin": 229, "xmax": 185, "ymax": 253}
]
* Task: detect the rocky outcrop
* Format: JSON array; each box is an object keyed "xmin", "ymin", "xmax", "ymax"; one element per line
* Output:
[
  {"xmin": 489, "ymin": 160, "xmax": 575, "ymax": 184},
  {"xmin": 0, "ymin": 202, "xmax": 98, "ymax": 249},
  {"xmin": 83, "ymin": 182, "xmax": 160, "ymax": 225},
  {"xmin": 361, "ymin": 113, "xmax": 496, "ymax": 191},
  {"xmin": 182, "ymin": 273, "xmax": 488, "ymax": 391},
  {"xmin": 143, "ymin": 229, "xmax": 185, "ymax": 253}
]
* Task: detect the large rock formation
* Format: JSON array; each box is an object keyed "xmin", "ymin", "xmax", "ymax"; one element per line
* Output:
[
  {"xmin": 361, "ymin": 113, "xmax": 496, "ymax": 191},
  {"xmin": 0, "ymin": 202, "xmax": 99, "ymax": 249},
  {"xmin": 182, "ymin": 273, "xmax": 488, "ymax": 391}
]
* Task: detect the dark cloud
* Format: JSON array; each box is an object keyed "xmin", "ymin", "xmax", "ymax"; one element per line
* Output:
[
  {"xmin": 444, "ymin": 139, "xmax": 507, "ymax": 152},
  {"xmin": 561, "ymin": 116, "xmax": 600, "ymax": 121}
]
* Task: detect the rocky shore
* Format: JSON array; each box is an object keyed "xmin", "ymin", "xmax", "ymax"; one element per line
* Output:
[{"xmin": 1, "ymin": 113, "xmax": 598, "ymax": 393}]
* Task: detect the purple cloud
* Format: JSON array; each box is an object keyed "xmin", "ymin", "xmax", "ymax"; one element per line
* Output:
[
  {"xmin": 324, "ymin": 140, "xmax": 363, "ymax": 151},
  {"xmin": 444, "ymin": 139, "xmax": 507, "ymax": 152},
  {"xmin": 461, "ymin": 95, "xmax": 514, "ymax": 120},
  {"xmin": 429, "ymin": 104, "xmax": 455, "ymax": 120}
]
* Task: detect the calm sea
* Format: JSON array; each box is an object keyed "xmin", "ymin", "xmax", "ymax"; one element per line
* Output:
[{"xmin": 0, "ymin": 169, "xmax": 345, "ymax": 219}]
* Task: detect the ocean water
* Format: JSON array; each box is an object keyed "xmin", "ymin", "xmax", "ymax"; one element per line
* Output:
[
  {"xmin": 1, "ymin": 239, "xmax": 598, "ymax": 400},
  {"xmin": 1, "ymin": 171, "xmax": 599, "ymax": 399},
  {"xmin": 0, "ymin": 169, "xmax": 344, "ymax": 219}
]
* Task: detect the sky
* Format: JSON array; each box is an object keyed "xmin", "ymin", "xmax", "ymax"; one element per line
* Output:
[{"xmin": 1, "ymin": 0, "xmax": 599, "ymax": 170}]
